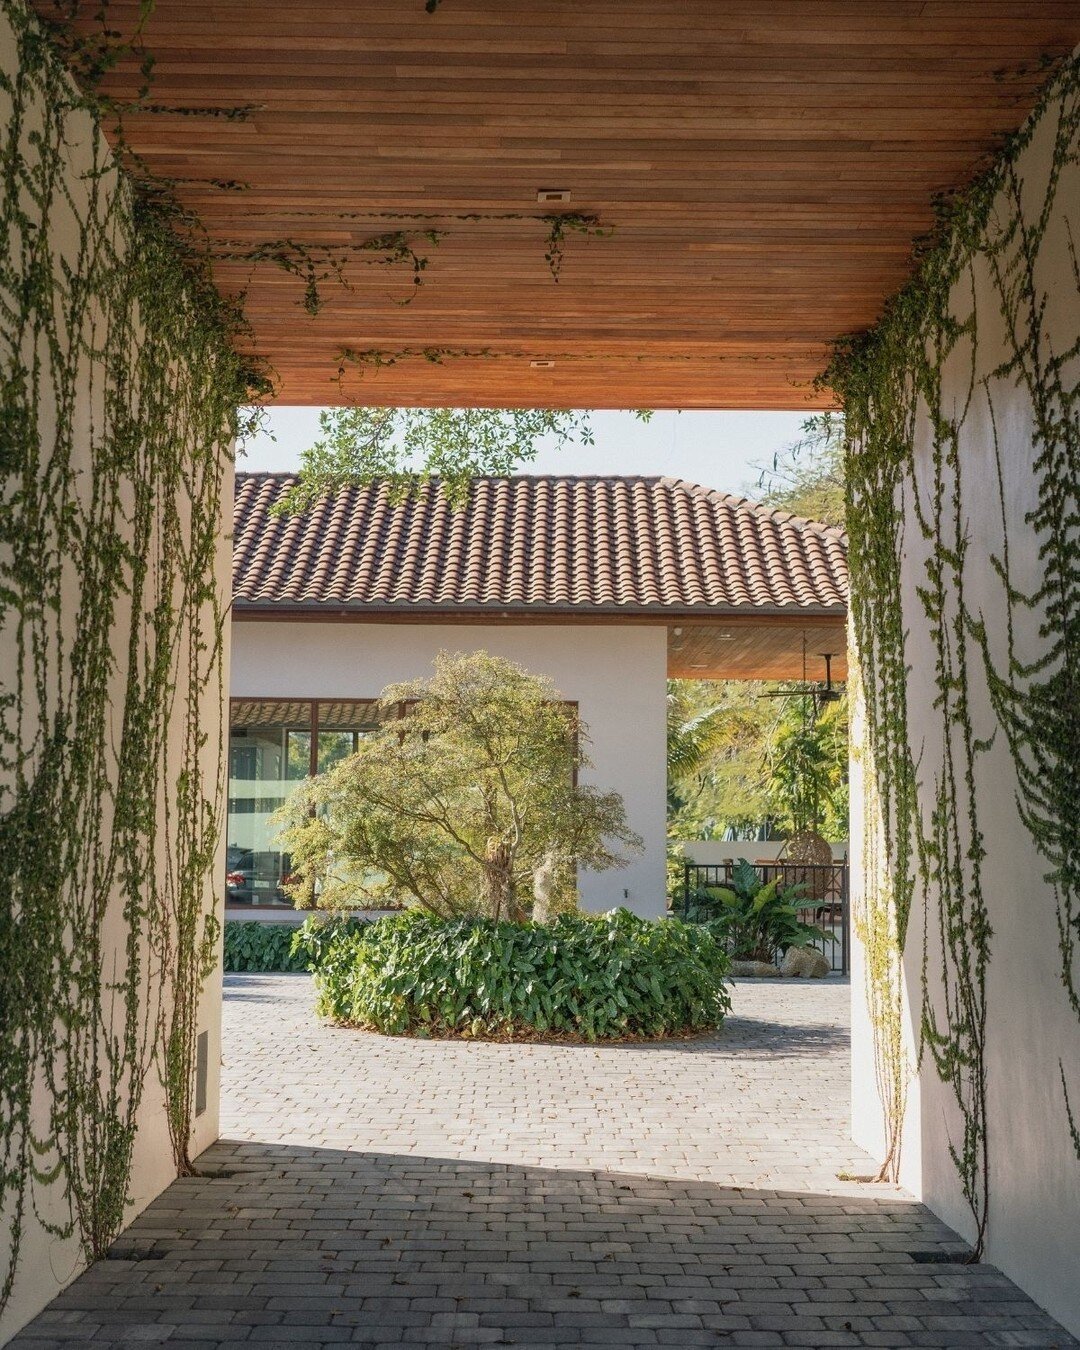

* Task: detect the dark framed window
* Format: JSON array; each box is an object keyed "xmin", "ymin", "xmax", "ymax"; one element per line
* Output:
[
  {"xmin": 224, "ymin": 695, "xmax": 580, "ymax": 908},
  {"xmin": 225, "ymin": 698, "xmax": 394, "ymax": 908}
]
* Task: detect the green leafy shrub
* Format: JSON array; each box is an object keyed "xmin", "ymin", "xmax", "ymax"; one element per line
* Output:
[
  {"xmin": 676, "ymin": 858, "xmax": 827, "ymax": 962},
  {"xmin": 223, "ymin": 922, "xmax": 311, "ymax": 973},
  {"xmin": 301, "ymin": 908, "xmax": 732, "ymax": 1041},
  {"xmin": 292, "ymin": 914, "xmax": 370, "ymax": 969}
]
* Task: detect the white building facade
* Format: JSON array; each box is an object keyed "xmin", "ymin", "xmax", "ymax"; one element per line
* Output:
[{"xmin": 227, "ymin": 473, "xmax": 848, "ymax": 923}]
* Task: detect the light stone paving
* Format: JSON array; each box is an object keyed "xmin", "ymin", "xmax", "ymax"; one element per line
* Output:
[{"xmin": 11, "ymin": 973, "xmax": 1077, "ymax": 1348}]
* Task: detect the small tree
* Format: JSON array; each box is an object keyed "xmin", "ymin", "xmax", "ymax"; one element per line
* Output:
[{"xmin": 276, "ymin": 651, "xmax": 642, "ymax": 920}]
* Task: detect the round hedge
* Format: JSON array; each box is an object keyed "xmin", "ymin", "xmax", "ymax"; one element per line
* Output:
[{"xmin": 297, "ymin": 908, "xmax": 732, "ymax": 1041}]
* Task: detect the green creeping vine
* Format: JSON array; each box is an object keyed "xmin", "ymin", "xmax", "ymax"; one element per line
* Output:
[
  {"xmin": 199, "ymin": 230, "xmax": 443, "ymax": 315},
  {"xmin": 540, "ymin": 213, "xmax": 612, "ymax": 281},
  {"xmin": 211, "ymin": 209, "xmax": 616, "ymax": 286},
  {"xmin": 115, "ymin": 101, "xmax": 263, "ymax": 120},
  {"xmin": 0, "ymin": 0, "xmax": 260, "ymax": 1314},
  {"xmin": 825, "ymin": 54, "xmax": 1080, "ymax": 1249},
  {"xmin": 974, "ymin": 86, "xmax": 1080, "ymax": 1160},
  {"xmin": 847, "ymin": 655, "xmax": 913, "ymax": 1187}
]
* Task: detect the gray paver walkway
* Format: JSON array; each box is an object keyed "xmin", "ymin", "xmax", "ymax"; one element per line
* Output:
[{"xmin": 10, "ymin": 974, "xmax": 1076, "ymax": 1348}]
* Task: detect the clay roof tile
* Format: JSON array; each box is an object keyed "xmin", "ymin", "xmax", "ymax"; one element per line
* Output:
[{"xmin": 232, "ymin": 474, "xmax": 848, "ymax": 617}]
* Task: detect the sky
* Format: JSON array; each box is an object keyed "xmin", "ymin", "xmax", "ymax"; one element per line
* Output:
[{"xmin": 238, "ymin": 407, "xmax": 813, "ymax": 499}]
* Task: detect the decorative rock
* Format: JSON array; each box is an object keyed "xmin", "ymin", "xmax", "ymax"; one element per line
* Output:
[
  {"xmin": 730, "ymin": 959, "xmax": 781, "ymax": 978},
  {"xmin": 781, "ymin": 946, "xmax": 831, "ymax": 978}
]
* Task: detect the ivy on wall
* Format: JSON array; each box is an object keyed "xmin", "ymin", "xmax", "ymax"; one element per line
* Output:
[
  {"xmin": 0, "ymin": 0, "xmax": 261, "ymax": 1314},
  {"xmin": 974, "ymin": 83, "xmax": 1080, "ymax": 1160},
  {"xmin": 825, "ymin": 54, "xmax": 1080, "ymax": 1250}
]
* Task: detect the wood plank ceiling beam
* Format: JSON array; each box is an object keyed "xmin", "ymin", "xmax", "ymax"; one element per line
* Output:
[{"xmin": 58, "ymin": 1, "xmax": 1080, "ymax": 408}]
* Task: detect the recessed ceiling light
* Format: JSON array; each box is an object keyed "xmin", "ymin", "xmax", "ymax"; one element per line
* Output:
[
  {"xmin": 529, "ymin": 359, "xmax": 555, "ymax": 369},
  {"xmin": 536, "ymin": 188, "xmax": 571, "ymax": 204}
]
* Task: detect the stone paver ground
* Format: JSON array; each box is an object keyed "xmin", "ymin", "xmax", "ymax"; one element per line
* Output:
[{"xmin": 11, "ymin": 974, "xmax": 1076, "ymax": 1348}]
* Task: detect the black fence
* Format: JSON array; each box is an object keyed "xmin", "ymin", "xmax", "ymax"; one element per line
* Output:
[{"xmin": 680, "ymin": 859, "xmax": 850, "ymax": 975}]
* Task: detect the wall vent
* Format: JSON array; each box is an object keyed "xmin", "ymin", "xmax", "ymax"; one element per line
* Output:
[{"xmin": 195, "ymin": 1029, "xmax": 208, "ymax": 1117}]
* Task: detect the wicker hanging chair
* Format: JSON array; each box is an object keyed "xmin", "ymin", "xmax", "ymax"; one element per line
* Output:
[
  {"xmin": 783, "ymin": 830, "xmax": 832, "ymax": 867},
  {"xmin": 780, "ymin": 830, "xmax": 836, "ymax": 910}
]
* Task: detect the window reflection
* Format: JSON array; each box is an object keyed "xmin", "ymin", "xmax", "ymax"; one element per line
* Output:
[
  {"xmin": 227, "ymin": 701, "xmax": 310, "ymax": 907},
  {"xmin": 225, "ymin": 698, "xmax": 389, "ymax": 908},
  {"xmin": 316, "ymin": 700, "xmax": 382, "ymax": 773}
]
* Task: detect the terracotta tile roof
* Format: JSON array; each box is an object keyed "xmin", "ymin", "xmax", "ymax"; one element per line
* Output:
[{"xmin": 232, "ymin": 474, "xmax": 848, "ymax": 616}]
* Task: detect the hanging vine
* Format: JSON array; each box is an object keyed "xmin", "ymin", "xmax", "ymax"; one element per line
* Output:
[
  {"xmin": 0, "ymin": 0, "xmax": 262, "ymax": 1314},
  {"xmin": 262, "ymin": 209, "xmax": 614, "ymax": 284},
  {"xmin": 973, "ymin": 74, "xmax": 1080, "ymax": 1159},
  {"xmin": 198, "ymin": 230, "xmax": 443, "ymax": 314},
  {"xmin": 823, "ymin": 52, "xmax": 1080, "ymax": 1247},
  {"xmin": 848, "ymin": 656, "xmax": 911, "ymax": 1186},
  {"xmin": 541, "ymin": 212, "xmax": 612, "ymax": 281}
]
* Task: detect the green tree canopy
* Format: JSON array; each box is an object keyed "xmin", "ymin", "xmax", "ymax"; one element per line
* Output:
[
  {"xmin": 667, "ymin": 679, "xmax": 849, "ymax": 845},
  {"xmin": 276, "ymin": 651, "xmax": 642, "ymax": 920},
  {"xmin": 752, "ymin": 411, "xmax": 845, "ymax": 527},
  {"xmin": 667, "ymin": 681, "xmax": 774, "ymax": 837},
  {"xmin": 663, "ymin": 411, "xmax": 850, "ymax": 862},
  {"xmin": 273, "ymin": 406, "xmax": 652, "ymax": 514}
]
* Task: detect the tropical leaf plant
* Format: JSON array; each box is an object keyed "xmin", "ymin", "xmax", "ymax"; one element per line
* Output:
[
  {"xmin": 223, "ymin": 922, "xmax": 311, "ymax": 973},
  {"xmin": 675, "ymin": 858, "xmax": 828, "ymax": 963}
]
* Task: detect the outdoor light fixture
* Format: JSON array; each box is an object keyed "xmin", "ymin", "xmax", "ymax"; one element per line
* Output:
[{"xmin": 536, "ymin": 188, "xmax": 571, "ymax": 204}]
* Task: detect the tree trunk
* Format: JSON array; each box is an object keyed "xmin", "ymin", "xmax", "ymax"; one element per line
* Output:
[
  {"xmin": 482, "ymin": 839, "xmax": 515, "ymax": 920},
  {"xmin": 532, "ymin": 848, "xmax": 559, "ymax": 924}
]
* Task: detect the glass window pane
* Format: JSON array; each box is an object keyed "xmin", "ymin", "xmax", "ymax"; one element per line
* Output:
[
  {"xmin": 316, "ymin": 730, "xmax": 355, "ymax": 774},
  {"xmin": 286, "ymin": 729, "xmax": 312, "ymax": 780},
  {"xmin": 316, "ymin": 700, "xmax": 389, "ymax": 772},
  {"xmin": 226, "ymin": 700, "xmax": 312, "ymax": 908}
]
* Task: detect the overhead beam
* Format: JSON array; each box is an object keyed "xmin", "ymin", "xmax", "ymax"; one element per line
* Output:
[{"xmin": 58, "ymin": 1, "xmax": 1080, "ymax": 408}]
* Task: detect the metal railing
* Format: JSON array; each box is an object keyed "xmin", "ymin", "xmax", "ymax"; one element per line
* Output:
[{"xmin": 680, "ymin": 860, "xmax": 850, "ymax": 974}]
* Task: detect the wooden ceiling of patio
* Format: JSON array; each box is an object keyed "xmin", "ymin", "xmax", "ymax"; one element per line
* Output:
[
  {"xmin": 71, "ymin": 0, "xmax": 1079, "ymax": 408},
  {"xmin": 666, "ymin": 616, "xmax": 848, "ymax": 682}
]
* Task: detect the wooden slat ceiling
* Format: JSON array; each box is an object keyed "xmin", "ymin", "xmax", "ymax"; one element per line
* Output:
[
  {"xmin": 68, "ymin": 1, "xmax": 1080, "ymax": 408},
  {"xmin": 667, "ymin": 618, "xmax": 848, "ymax": 682}
]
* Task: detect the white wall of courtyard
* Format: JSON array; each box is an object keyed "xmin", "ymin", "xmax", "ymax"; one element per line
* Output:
[{"xmin": 230, "ymin": 621, "xmax": 669, "ymax": 918}]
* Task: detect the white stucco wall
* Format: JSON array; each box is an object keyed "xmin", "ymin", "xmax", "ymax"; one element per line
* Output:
[
  {"xmin": 0, "ymin": 10, "xmax": 230, "ymax": 1337},
  {"xmin": 849, "ymin": 72, "xmax": 1080, "ymax": 1335},
  {"xmin": 847, "ymin": 666, "xmax": 924, "ymax": 1194},
  {"xmin": 230, "ymin": 621, "xmax": 668, "ymax": 917}
]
